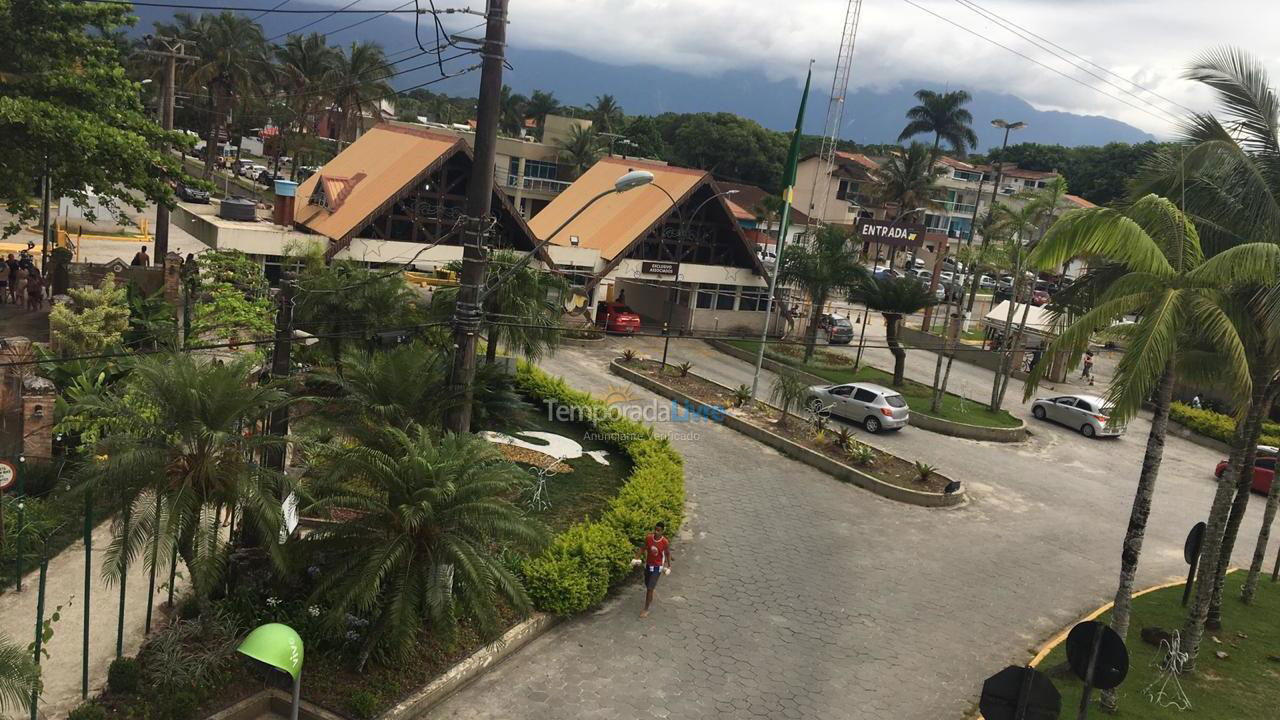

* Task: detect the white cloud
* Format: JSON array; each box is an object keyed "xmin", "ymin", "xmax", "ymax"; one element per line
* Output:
[{"xmin": 490, "ymin": 0, "xmax": 1280, "ymax": 136}]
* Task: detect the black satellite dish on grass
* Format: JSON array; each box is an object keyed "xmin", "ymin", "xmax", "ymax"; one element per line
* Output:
[{"xmin": 979, "ymin": 665, "xmax": 1061, "ymax": 720}]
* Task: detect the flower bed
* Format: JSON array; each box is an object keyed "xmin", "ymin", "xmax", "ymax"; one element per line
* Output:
[
  {"xmin": 516, "ymin": 362, "xmax": 685, "ymax": 615},
  {"xmin": 616, "ymin": 358, "xmax": 957, "ymax": 497},
  {"xmin": 1170, "ymin": 401, "xmax": 1280, "ymax": 448}
]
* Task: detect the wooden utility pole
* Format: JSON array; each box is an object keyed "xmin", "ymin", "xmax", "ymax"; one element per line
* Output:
[
  {"xmin": 443, "ymin": 0, "xmax": 508, "ymax": 434},
  {"xmin": 267, "ymin": 277, "xmax": 295, "ymax": 471},
  {"xmin": 140, "ymin": 37, "xmax": 197, "ymax": 259}
]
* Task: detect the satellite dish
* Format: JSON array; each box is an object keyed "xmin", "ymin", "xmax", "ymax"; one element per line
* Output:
[{"xmin": 1066, "ymin": 621, "xmax": 1129, "ymax": 690}]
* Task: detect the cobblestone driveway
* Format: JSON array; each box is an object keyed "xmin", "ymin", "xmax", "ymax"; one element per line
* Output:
[{"xmin": 433, "ymin": 341, "xmax": 1262, "ymax": 720}]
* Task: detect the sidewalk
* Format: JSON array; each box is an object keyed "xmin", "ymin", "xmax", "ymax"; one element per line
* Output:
[{"xmin": 0, "ymin": 520, "xmax": 177, "ymax": 718}]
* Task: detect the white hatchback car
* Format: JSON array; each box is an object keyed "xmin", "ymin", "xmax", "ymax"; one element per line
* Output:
[
  {"xmin": 805, "ymin": 382, "xmax": 910, "ymax": 433},
  {"xmin": 1031, "ymin": 393, "xmax": 1126, "ymax": 438}
]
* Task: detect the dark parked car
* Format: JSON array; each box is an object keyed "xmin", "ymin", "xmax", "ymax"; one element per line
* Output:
[
  {"xmin": 819, "ymin": 314, "xmax": 854, "ymax": 344},
  {"xmin": 257, "ymin": 169, "xmax": 283, "ymax": 186},
  {"xmin": 176, "ymin": 182, "xmax": 210, "ymax": 203}
]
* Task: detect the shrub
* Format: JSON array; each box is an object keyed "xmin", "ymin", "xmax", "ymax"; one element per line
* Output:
[
  {"xmin": 676, "ymin": 361, "xmax": 694, "ymax": 377},
  {"xmin": 915, "ymin": 462, "xmax": 936, "ymax": 482},
  {"xmin": 731, "ymin": 384, "xmax": 752, "ymax": 408},
  {"xmin": 346, "ymin": 690, "xmax": 380, "ymax": 720},
  {"xmin": 847, "ymin": 443, "xmax": 875, "ymax": 467},
  {"xmin": 516, "ymin": 363, "xmax": 684, "ymax": 614},
  {"xmin": 621, "ymin": 348, "xmax": 637, "ymax": 362},
  {"xmin": 1169, "ymin": 402, "xmax": 1280, "ymax": 447},
  {"xmin": 68, "ymin": 703, "xmax": 106, "ymax": 720},
  {"xmin": 156, "ymin": 689, "xmax": 200, "ymax": 720},
  {"xmin": 833, "ymin": 427, "xmax": 856, "ymax": 451},
  {"xmin": 108, "ymin": 657, "xmax": 142, "ymax": 694}
]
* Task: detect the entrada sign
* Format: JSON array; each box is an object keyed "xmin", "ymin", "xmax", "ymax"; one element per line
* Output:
[
  {"xmin": 856, "ymin": 219, "xmax": 927, "ymax": 248},
  {"xmin": 641, "ymin": 261, "xmax": 680, "ymax": 276}
]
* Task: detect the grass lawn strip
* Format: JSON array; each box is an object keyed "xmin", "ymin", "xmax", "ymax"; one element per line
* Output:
[
  {"xmin": 725, "ymin": 339, "xmax": 1021, "ymax": 429},
  {"xmin": 1039, "ymin": 571, "xmax": 1280, "ymax": 719},
  {"xmin": 621, "ymin": 358, "xmax": 954, "ymax": 494}
]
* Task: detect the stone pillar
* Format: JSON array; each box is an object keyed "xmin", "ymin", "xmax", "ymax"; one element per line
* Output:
[
  {"xmin": 21, "ymin": 376, "xmax": 56, "ymax": 461},
  {"xmin": 163, "ymin": 251, "xmax": 183, "ymax": 306}
]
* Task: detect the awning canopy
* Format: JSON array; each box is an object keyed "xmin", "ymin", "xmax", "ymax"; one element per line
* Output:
[{"xmin": 983, "ymin": 300, "xmax": 1060, "ymax": 338}]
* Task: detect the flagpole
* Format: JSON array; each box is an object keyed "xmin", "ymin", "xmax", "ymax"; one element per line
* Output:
[{"xmin": 751, "ymin": 60, "xmax": 813, "ymax": 398}]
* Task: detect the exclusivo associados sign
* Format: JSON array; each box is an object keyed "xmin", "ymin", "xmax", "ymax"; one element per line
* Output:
[{"xmin": 856, "ymin": 218, "xmax": 927, "ymax": 248}]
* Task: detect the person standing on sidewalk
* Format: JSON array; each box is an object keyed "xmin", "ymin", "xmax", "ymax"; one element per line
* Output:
[
  {"xmin": 637, "ymin": 522, "xmax": 672, "ymax": 619},
  {"xmin": 1081, "ymin": 350, "xmax": 1095, "ymax": 379}
]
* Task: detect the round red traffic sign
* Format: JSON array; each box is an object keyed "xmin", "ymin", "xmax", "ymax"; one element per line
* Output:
[{"xmin": 0, "ymin": 460, "xmax": 15, "ymax": 492}]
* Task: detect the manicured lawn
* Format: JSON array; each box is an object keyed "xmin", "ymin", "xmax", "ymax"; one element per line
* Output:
[
  {"xmin": 493, "ymin": 400, "xmax": 633, "ymax": 532},
  {"xmin": 1040, "ymin": 571, "xmax": 1280, "ymax": 718},
  {"xmin": 726, "ymin": 339, "xmax": 1022, "ymax": 429}
]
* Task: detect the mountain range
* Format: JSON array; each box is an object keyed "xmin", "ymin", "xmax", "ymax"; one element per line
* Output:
[{"xmin": 132, "ymin": 4, "xmax": 1156, "ymax": 150}]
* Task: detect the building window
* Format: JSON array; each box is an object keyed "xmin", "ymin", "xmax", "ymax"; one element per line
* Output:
[
  {"xmin": 697, "ymin": 284, "xmax": 738, "ymax": 310},
  {"xmin": 952, "ymin": 169, "xmax": 981, "ymax": 182},
  {"xmin": 696, "ymin": 284, "xmax": 715, "ymax": 309},
  {"xmin": 308, "ymin": 184, "xmax": 328, "ymax": 209},
  {"xmin": 716, "ymin": 285, "xmax": 737, "ymax": 310},
  {"xmin": 739, "ymin": 287, "xmax": 767, "ymax": 312},
  {"xmin": 925, "ymin": 213, "xmax": 948, "ymax": 231},
  {"xmin": 524, "ymin": 159, "xmax": 558, "ymax": 180},
  {"xmin": 836, "ymin": 179, "xmax": 850, "ymax": 201}
]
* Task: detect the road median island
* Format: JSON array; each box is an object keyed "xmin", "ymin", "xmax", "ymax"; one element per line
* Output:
[
  {"xmin": 710, "ymin": 339, "xmax": 1027, "ymax": 442},
  {"xmin": 611, "ymin": 357, "xmax": 966, "ymax": 508}
]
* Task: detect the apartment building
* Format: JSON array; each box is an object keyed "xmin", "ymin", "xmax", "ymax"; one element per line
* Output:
[{"xmin": 792, "ymin": 151, "xmax": 888, "ymax": 228}]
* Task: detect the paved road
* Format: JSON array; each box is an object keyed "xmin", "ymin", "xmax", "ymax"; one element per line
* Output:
[{"xmin": 433, "ymin": 336, "xmax": 1264, "ymax": 720}]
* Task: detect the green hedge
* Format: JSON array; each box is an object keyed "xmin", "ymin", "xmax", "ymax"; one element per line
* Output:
[
  {"xmin": 516, "ymin": 363, "xmax": 684, "ymax": 615},
  {"xmin": 1170, "ymin": 402, "xmax": 1280, "ymax": 447}
]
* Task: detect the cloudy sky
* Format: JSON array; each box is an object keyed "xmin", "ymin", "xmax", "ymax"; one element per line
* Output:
[{"xmin": 488, "ymin": 0, "xmax": 1280, "ymax": 137}]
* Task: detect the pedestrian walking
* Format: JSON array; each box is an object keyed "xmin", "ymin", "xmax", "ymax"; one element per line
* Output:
[
  {"xmin": 5, "ymin": 254, "xmax": 17, "ymax": 303},
  {"xmin": 1190, "ymin": 394, "xmax": 1203, "ymax": 409},
  {"xmin": 13, "ymin": 263, "xmax": 28, "ymax": 310},
  {"xmin": 26, "ymin": 269, "xmax": 43, "ymax": 311},
  {"xmin": 636, "ymin": 521, "xmax": 672, "ymax": 619},
  {"xmin": 131, "ymin": 245, "xmax": 150, "ymax": 267},
  {"xmin": 1081, "ymin": 350, "xmax": 1095, "ymax": 379}
]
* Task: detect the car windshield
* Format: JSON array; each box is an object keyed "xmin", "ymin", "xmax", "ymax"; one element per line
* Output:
[
  {"xmin": 884, "ymin": 394, "xmax": 907, "ymax": 408},
  {"xmin": 833, "ymin": 318, "xmax": 851, "ymax": 329}
]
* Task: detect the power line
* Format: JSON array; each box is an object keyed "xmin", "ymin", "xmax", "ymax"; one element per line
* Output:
[
  {"xmin": 84, "ymin": 0, "xmax": 427, "ymax": 12},
  {"xmin": 249, "ymin": 0, "xmax": 294, "ymax": 22},
  {"xmin": 897, "ymin": 0, "xmax": 1182, "ymax": 128},
  {"xmin": 266, "ymin": 0, "xmax": 366, "ymax": 42},
  {"xmin": 950, "ymin": 0, "xmax": 1183, "ymax": 123},
  {"xmin": 954, "ymin": 0, "xmax": 1198, "ymax": 117}
]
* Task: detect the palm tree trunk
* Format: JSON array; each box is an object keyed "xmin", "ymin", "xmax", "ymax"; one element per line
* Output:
[
  {"xmin": 203, "ymin": 88, "xmax": 221, "ymax": 180},
  {"xmin": 1098, "ymin": 358, "xmax": 1174, "ymax": 712},
  {"xmin": 485, "ymin": 325, "xmax": 500, "ymax": 364},
  {"xmin": 1208, "ymin": 377, "xmax": 1279, "ymax": 620},
  {"xmin": 885, "ymin": 314, "xmax": 906, "ymax": 386},
  {"xmin": 990, "ymin": 262, "xmax": 1024, "ymax": 411},
  {"xmin": 803, "ymin": 293, "xmax": 826, "ymax": 363},
  {"xmin": 1243, "ymin": 380, "xmax": 1280, "ymax": 604},
  {"xmin": 1184, "ymin": 376, "xmax": 1271, "ymax": 669},
  {"xmin": 994, "ymin": 301, "xmax": 1035, "ymax": 410}
]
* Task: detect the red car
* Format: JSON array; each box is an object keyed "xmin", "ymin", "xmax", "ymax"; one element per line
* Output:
[
  {"xmin": 596, "ymin": 302, "xmax": 641, "ymax": 334},
  {"xmin": 1214, "ymin": 448, "xmax": 1278, "ymax": 495}
]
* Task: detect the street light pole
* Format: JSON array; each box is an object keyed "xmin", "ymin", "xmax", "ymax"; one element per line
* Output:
[{"xmin": 661, "ymin": 189, "xmax": 738, "ymax": 368}]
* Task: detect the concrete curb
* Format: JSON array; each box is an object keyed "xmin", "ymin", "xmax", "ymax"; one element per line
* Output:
[
  {"xmin": 205, "ymin": 689, "xmax": 346, "ymax": 720},
  {"xmin": 558, "ymin": 333, "xmax": 606, "ymax": 348},
  {"xmin": 379, "ymin": 613, "xmax": 560, "ymax": 719},
  {"xmin": 611, "ymin": 360, "xmax": 966, "ymax": 508},
  {"xmin": 1165, "ymin": 420, "xmax": 1231, "ymax": 455},
  {"xmin": 705, "ymin": 339, "xmax": 1027, "ymax": 443}
]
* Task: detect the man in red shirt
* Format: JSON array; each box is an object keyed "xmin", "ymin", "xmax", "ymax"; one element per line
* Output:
[{"xmin": 637, "ymin": 522, "xmax": 672, "ymax": 618}]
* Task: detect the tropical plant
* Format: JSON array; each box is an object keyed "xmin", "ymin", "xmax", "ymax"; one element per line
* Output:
[
  {"xmin": 436, "ymin": 250, "xmax": 566, "ymax": 364},
  {"xmin": 124, "ymin": 284, "xmax": 176, "ymax": 350},
  {"xmin": 731, "ymin": 384, "xmax": 753, "ymax": 408},
  {"xmin": 294, "ymin": 258, "xmax": 422, "ymax": 364},
  {"xmin": 587, "ymin": 93, "xmax": 623, "ymax": 133},
  {"xmin": 768, "ymin": 371, "xmax": 809, "ymax": 427},
  {"xmin": 875, "ymin": 141, "xmax": 946, "ymax": 214},
  {"xmin": 621, "ymin": 348, "xmax": 637, "ymax": 362},
  {"xmin": 498, "ymin": 85, "xmax": 528, "ymax": 136},
  {"xmin": 914, "ymin": 462, "xmax": 936, "ymax": 482},
  {"xmin": 897, "ymin": 89, "xmax": 979, "ymax": 157},
  {"xmin": 300, "ymin": 427, "xmax": 549, "ymax": 669},
  {"xmin": 833, "ymin": 426, "xmax": 856, "ymax": 451},
  {"xmin": 847, "ymin": 442, "xmax": 875, "ymax": 467},
  {"xmin": 309, "ymin": 342, "xmax": 449, "ymax": 434},
  {"xmin": 848, "ymin": 276, "xmax": 938, "ymax": 386},
  {"xmin": 1025, "ymin": 192, "xmax": 1276, "ymax": 689},
  {"xmin": 69, "ymin": 354, "xmax": 293, "ymax": 599},
  {"xmin": 328, "ymin": 41, "xmax": 394, "ymax": 142},
  {"xmin": 557, "ymin": 124, "xmax": 603, "ymax": 179},
  {"xmin": 0, "ymin": 633, "xmax": 39, "ymax": 715},
  {"xmin": 158, "ymin": 12, "xmax": 270, "ymax": 178},
  {"xmin": 775, "ymin": 225, "xmax": 868, "ymax": 362},
  {"xmin": 676, "ymin": 361, "xmax": 694, "ymax": 378},
  {"xmin": 49, "ymin": 273, "xmax": 131, "ymax": 356},
  {"xmin": 525, "ymin": 90, "xmax": 560, "ymax": 130},
  {"xmin": 273, "ymin": 33, "xmax": 340, "ymax": 169}
]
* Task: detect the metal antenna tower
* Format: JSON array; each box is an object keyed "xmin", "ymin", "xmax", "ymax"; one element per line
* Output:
[{"xmin": 807, "ymin": 0, "xmax": 865, "ymax": 225}]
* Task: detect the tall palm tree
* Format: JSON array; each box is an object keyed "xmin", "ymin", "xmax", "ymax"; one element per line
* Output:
[
  {"xmin": 70, "ymin": 354, "xmax": 293, "ymax": 599},
  {"xmin": 557, "ymin": 124, "xmax": 602, "ymax": 179},
  {"xmin": 274, "ymin": 33, "xmax": 339, "ymax": 164},
  {"xmin": 1025, "ymin": 194, "xmax": 1273, "ymax": 695},
  {"xmin": 293, "ymin": 260, "xmax": 421, "ymax": 365},
  {"xmin": 848, "ymin": 276, "xmax": 938, "ymax": 385},
  {"xmin": 0, "ymin": 634, "xmax": 38, "ymax": 716},
  {"xmin": 498, "ymin": 85, "xmax": 528, "ymax": 136},
  {"xmin": 327, "ymin": 41, "xmax": 393, "ymax": 142},
  {"xmin": 587, "ymin": 94, "xmax": 623, "ymax": 134},
  {"xmin": 876, "ymin": 142, "xmax": 946, "ymax": 213},
  {"xmin": 525, "ymin": 89, "xmax": 560, "ymax": 130},
  {"xmin": 300, "ymin": 427, "xmax": 549, "ymax": 669},
  {"xmin": 479, "ymin": 250, "xmax": 568, "ymax": 364},
  {"xmin": 897, "ymin": 89, "xmax": 979, "ymax": 158},
  {"xmin": 309, "ymin": 342, "xmax": 450, "ymax": 434},
  {"xmin": 158, "ymin": 12, "xmax": 269, "ymax": 178},
  {"xmin": 775, "ymin": 226, "xmax": 869, "ymax": 362}
]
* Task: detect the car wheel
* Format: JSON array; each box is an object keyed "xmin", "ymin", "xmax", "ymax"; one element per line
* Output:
[
  {"xmin": 1032, "ymin": 405, "xmax": 1047, "ymax": 420},
  {"xmin": 807, "ymin": 398, "xmax": 824, "ymax": 414},
  {"xmin": 863, "ymin": 416, "xmax": 881, "ymax": 433},
  {"xmin": 1081, "ymin": 424, "xmax": 1096, "ymax": 438}
]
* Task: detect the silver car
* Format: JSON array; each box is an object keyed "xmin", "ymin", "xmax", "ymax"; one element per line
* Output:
[
  {"xmin": 1031, "ymin": 393, "xmax": 1126, "ymax": 438},
  {"xmin": 805, "ymin": 382, "xmax": 910, "ymax": 433}
]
